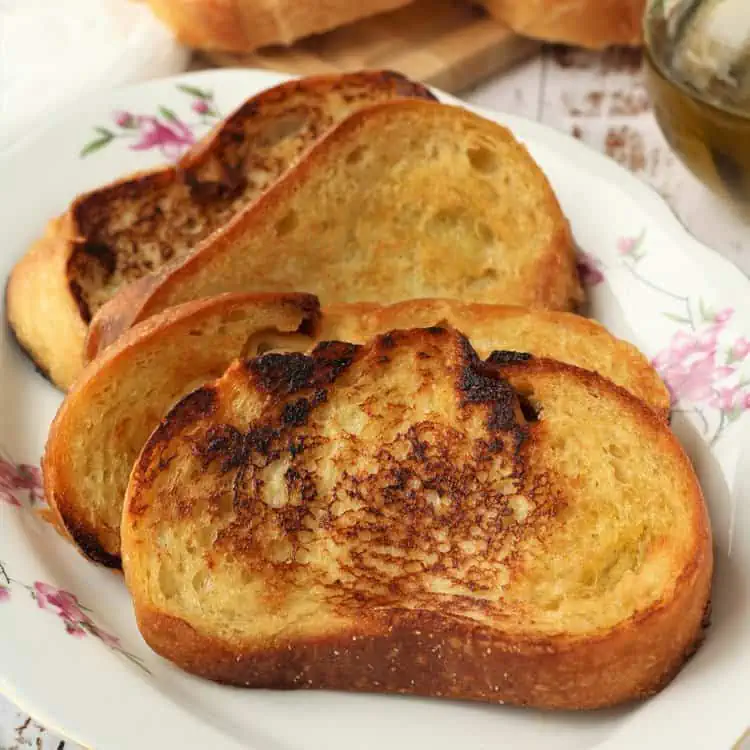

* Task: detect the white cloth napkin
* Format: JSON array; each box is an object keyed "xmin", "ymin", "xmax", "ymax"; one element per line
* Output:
[{"xmin": 0, "ymin": 0, "xmax": 190, "ymax": 153}]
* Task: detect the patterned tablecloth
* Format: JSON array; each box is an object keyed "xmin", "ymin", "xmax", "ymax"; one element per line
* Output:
[{"xmin": 2, "ymin": 45, "xmax": 749, "ymax": 750}]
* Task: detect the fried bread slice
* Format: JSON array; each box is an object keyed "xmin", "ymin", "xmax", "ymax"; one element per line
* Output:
[
  {"xmin": 43, "ymin": 293, "xmax": 319, "ymax": 567},
  {"xmin": 122, "ymin": 327, "xmax": 710, "ymax": 709},
  {"xmin": 44, "ymin": 294, "xmax": 665, "ymax": 568},
  {"xmin": 7, "ymin": 71, "xmax": 433, "ymax": 390},
  {"xmin": 85, "ymin": 98, "xmax": 581, "ymax": 359}
]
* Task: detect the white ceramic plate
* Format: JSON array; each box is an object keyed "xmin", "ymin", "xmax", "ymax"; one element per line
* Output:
[{"xmin": 0, "ymin": 69, "xmax": 748, "ymax": 750}]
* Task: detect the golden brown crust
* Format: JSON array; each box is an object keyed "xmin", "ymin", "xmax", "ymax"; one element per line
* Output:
[
  {"xmin": 8, "ymin": 71, "xmax": 434, "ymax": 390},
  {"xmin": 321, "ymin": 298, "xmax": 669, "ymax": 416},
  {"xmin": 137, "ymin": 561, "xmax": 710, "ymax": 709},
  {"xmin": 145, "ymin": 0, "xmax": 413, "ymax": 52},
  {"xmin": 5, "ymin": 214, "xmax": 88, "ymax": 389},
  {"xmin": 44, "ymin": 292, "xmax": 320, "ymax": 566},
  {"xmin": 88, "ymin": 99, "xmax": 582, "ymax": 358},
  {"xmin": 481, "ymin": 0, "xmax": 647, "ymax": 49},
  {"xmin": 123, "ymin": 332, "xmax": 711, "ymax": 709}
]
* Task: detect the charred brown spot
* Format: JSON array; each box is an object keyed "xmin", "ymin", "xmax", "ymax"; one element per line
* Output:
[
  {"xmin": 249, "ymin": 353, "xmax": 315, "ymax": 394},
  {"xmin": 65, "ymin": 517, "xmax": 122, "ymax": 569},
  {"xmin": 486, "ymin": 350, "xmax": 532, "ymax": 365},
  {"xmin": 458, "ymin": 362, "xmax": 517, "ymax": 431},
  {"xmin": 282, "ymin": 398, "xmax": 311, "ymax": 427},
  {"xmin": 196, "ymin": 424, "xmax": 246, "ymax": 471}
]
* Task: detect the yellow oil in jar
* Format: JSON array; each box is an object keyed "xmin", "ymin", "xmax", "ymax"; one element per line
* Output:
[
  {"xmin": 645, "ymin": 49, "xmax": 750, "ymax": 213},
  {"xmin": 644, "ymin": 1, "xmax": 750, "ymax": 216}
]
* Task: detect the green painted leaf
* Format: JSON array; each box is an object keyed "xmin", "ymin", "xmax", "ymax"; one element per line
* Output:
[
  {"xmin": 80, "ymin": 134, "xmax": 113, "ymax": 157},
  {"xmin": 698, "ymin": 298, "xmax": 713, "ymax": 322},
  {"xmin": 727, "ymin": 407, "xmax": 743, "ymax": 423},
  {"xmin": 159, "ymin": 106, "xmax": 178, "ymax": 122},
  {"xmin": 663, "ymin": 312, "xmax": 691, "ymax": 324},
  {"xmin": 94, "ymin": 126, "xmax": 114, "ymax": 138},
  {"xmin": 177, "ymin": 83, "xmax": 212, "ymax": 100}
]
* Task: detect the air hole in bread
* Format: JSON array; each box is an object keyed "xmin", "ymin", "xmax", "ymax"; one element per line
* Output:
[
  {"xmin": 188, "ymin": 329, "xmax": 203, "ymax": 337},
  {"xmin": 477, "ymin": 221, "xmax": 495, "ymax": 244},
  {"xmin": 192, "ymin": 569, "xmax": 209, "ymax": 592},
  {"xmin": 195, "ymin": 525, "xmax": 216, "ymax": 547},
  {"xmin": 607, "ymin": 443, "xmax": 626, "ymax": 459},
  {"xmin": 158, "ymin": 564, "xmax": 179, "ymax": 599},
  {"xmin": 275, "ymin": 210, "xmax": 298, "ymax": 237},
  {"xmin": 346, "ymin": 145, "xmax": 368, "ymax": 165},
  {"xmin": 224, "ymin": 308, "xmax": 250, "ymax": 323},
  {"xmin": 240, "ymin": 566, "xmax": 254, "ymax": 585},
  {"xmin": 467, "ymin": 145, "xmax": 499, "ymax": 174},
  {"xmin": 518, "ymin": 394, "xmax": 541, "ymax": 423},
  {"xmin": 268, "ymin": 539, "xmax": 293, "ymax": 564},
  {"xmin": 425, "ymin": 208, "xmax": 466, "ymax": 235}
]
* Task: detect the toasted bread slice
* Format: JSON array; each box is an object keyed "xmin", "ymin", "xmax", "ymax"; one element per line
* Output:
[
  {"xmin": 44, "ymin": 294, "xmax": 665, "ymax": 568},
  {"xmin": 122, "ymin": 328, "xmax": 710, "ymax": 709},
  {"xmin": 86, "ymin": 98, "xmax": 582, "ymax": 359},
  {"xmin": 7, "ymin": 71, "xmax": 434, "ymax": 390},
  {"xmin": 43, "ymin": 293, "xmax": 320, "ymax": 567}
]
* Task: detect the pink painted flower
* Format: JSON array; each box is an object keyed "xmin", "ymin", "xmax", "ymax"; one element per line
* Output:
[
  {"xmin": 0, "ymin": 489, "xmax": 21, "ymax": 507},
  {"xmin": 33, "ymin": 581, "xmax": 121, "ymax": 646},
  {"xmin": 711, "ymin": 386, "xmax": 742, "ymax": 411},
  {"xmin": 713, "ymin": 308, "xmax": 734, "ymax": 324},
  {"xmin": 0, "ymin": 586, "xmax": 10, "ymax": 602},
  {"xmin": 192, "ymin": 99, "xmax": 210, "ymax": 115},
  {"xmin": 65, "ymin": 622, "xmax": 86, "ymax": 638},
  {"xmin": 130, "ymin": 116, "xmax": 194, "ymax": 161},
  {"xmin": 113, "ymin": 110, "xmax": 136, "ymax": 128},
  {"xmin": 576, "ymin": 251, "xmax": 604, "ymax": 286},
  {"xmin": 34, "ymin": 582, "xmax": 87, "ymax": 626},
  {"xmin": 732, "ymin": 337, "xmax": 750, "ymax": 361},
  {"xmin": 653, "ymin": 319, "xmax": 736, "ymax": 406},
  {"xmin": 743, "ymin": 392, "xmax": 750, "ymax": 410},
  {"xmin": 617, "ymin": 236, "xmax": 637, "ymax": 255}
]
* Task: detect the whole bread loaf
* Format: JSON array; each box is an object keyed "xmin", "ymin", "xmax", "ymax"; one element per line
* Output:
[
  {"xmin": 482, "ymin": 0, "xmax": 646, "ymax": 48},
  {"xmin": 145, "ymin": 0, "xmax": 413, "ymax": 52}
]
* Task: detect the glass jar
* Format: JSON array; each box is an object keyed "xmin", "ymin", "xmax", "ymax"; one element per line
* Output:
[{"xmin": 643, "ymin": 0, "xmax": 750, "ymax": 216}]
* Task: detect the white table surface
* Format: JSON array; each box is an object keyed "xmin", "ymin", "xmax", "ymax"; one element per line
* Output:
[{"xmin": 2, "ymin": 44, "xmax": 749, "ymax": 750}]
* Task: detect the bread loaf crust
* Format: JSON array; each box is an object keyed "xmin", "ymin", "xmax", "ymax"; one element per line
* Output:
[
  {"xmin": 145, "ymin": 0, "xmax": 414, "ymax": 52},
  {"xmin": 481, "ymin": 0, "xmax": 646, "ymax": 49}
]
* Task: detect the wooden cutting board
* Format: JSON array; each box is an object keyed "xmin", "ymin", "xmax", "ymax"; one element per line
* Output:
[{"xmin": 200, "ymin": 0, "xmax": 539, "ymax": 94}]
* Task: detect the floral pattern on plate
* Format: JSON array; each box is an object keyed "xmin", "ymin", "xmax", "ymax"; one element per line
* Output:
[
  {"xmin": 577, "ymin": 231, "xmax": 750, "ymax": 444},
  {"xmin": 0, "ymin": 452, "xmax": 149, "ymax": 673},
  {"xmin": 80, "ymin": 83, "xmax": 221, "ymax": 160}
]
